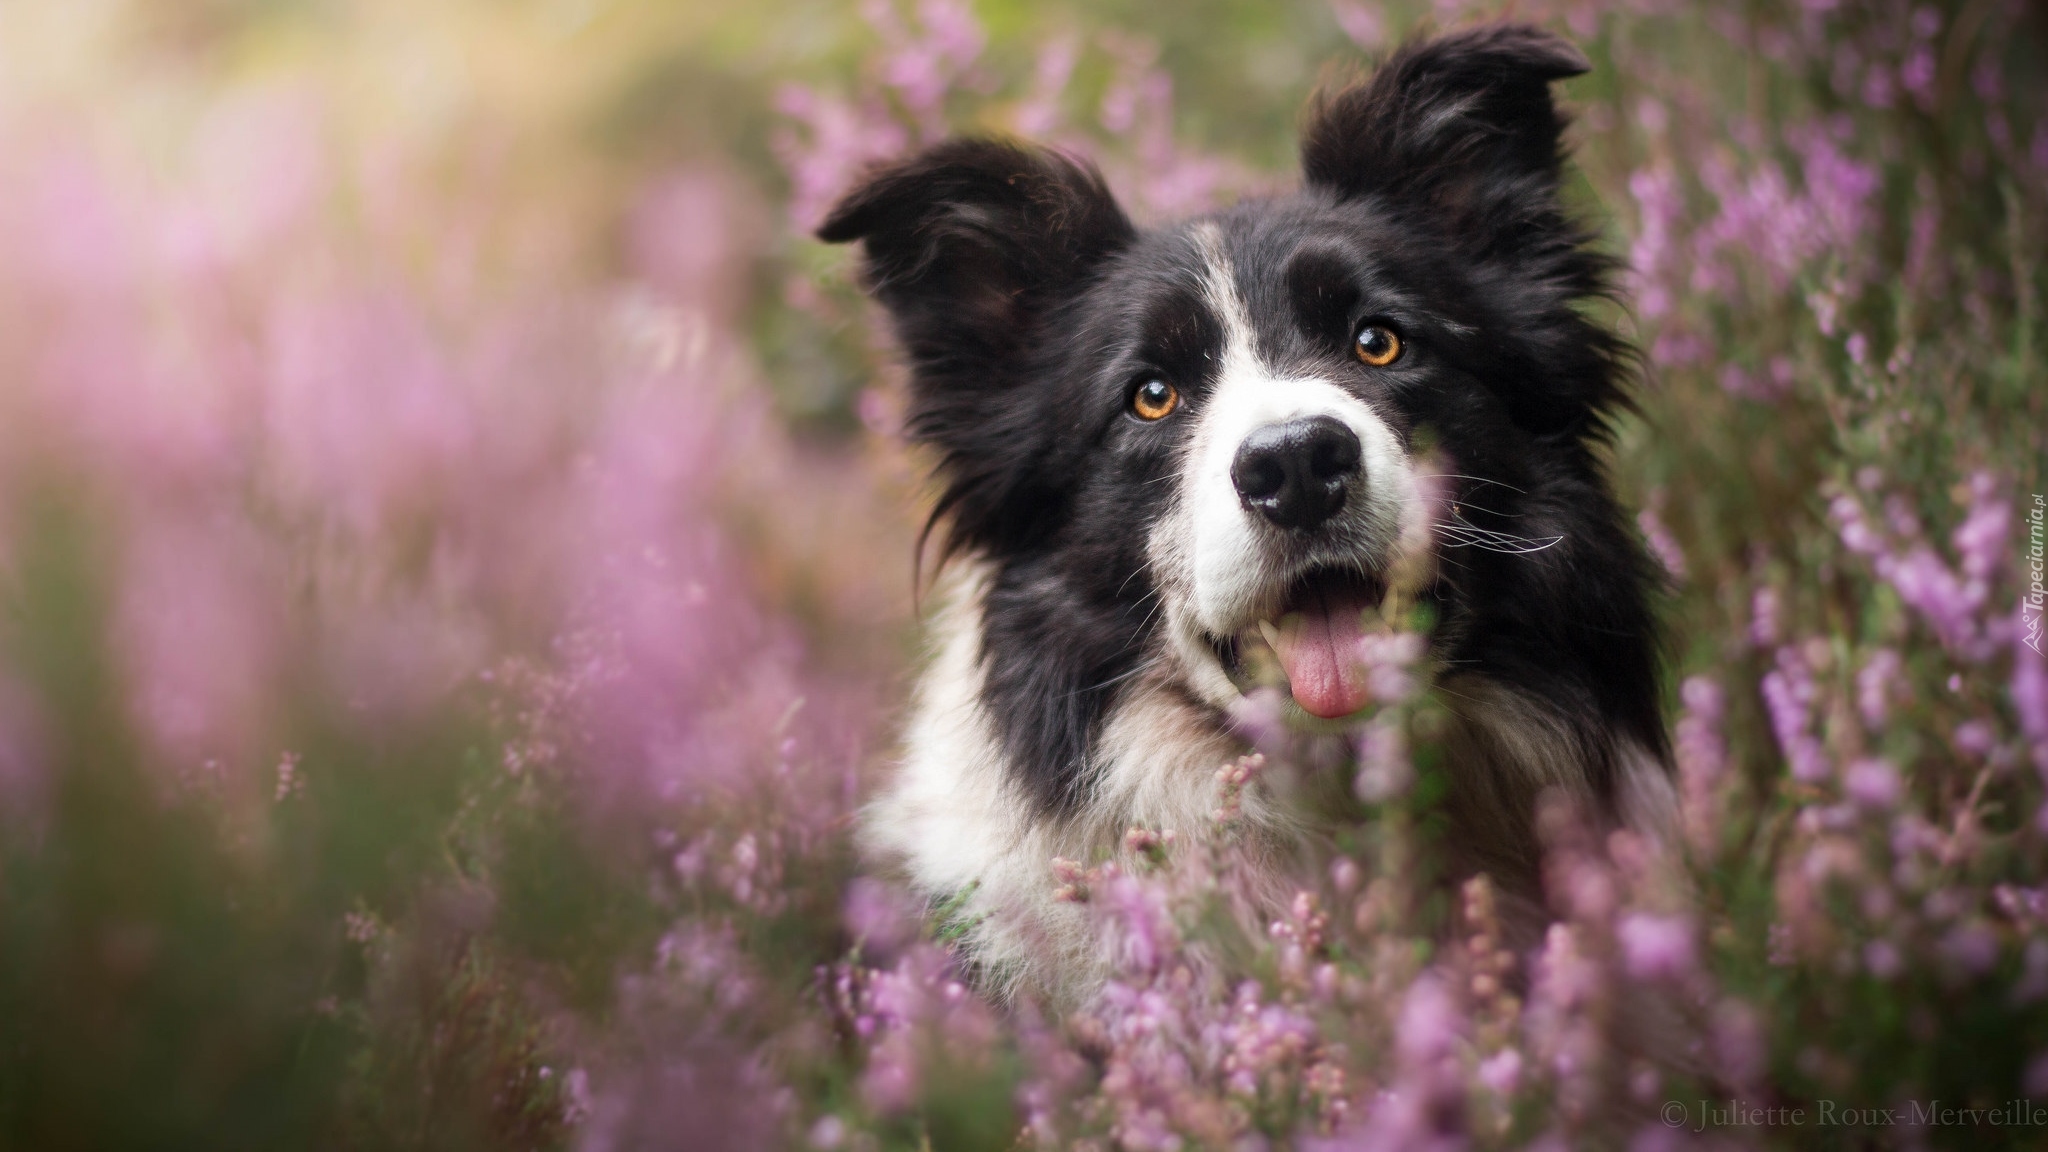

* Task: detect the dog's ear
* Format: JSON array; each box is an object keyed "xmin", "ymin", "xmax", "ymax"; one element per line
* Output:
[
  {"xmin": 1301, "ymin": 24, "xmax": 1587, "ymax": 254},
  {"xmin": 819, "ymin": 139, "xmax": 1134, "ymax": 558},
  {"xmin": 817, "ymin": 138, "xmax": 1133, "ymax": 359}
]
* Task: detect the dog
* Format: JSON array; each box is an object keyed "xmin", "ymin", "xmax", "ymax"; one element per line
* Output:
[{"xmin": 819, "ymin": 23, "xmax": 1676, "ymax": 1003}]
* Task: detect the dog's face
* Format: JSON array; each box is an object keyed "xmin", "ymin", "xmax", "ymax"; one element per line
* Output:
[
  {"xmin": 1068, "ymin": 204, "xmax": 1456, "ymax": 723},
  {"xmin": 823, "ymin": 26, "xmax": 1657, "ymax": 814}
]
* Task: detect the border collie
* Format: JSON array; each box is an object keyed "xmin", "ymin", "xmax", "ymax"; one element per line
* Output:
[{"xmin": 820, "ymin": 24, "xmax": 1676, "ymax": 1002}]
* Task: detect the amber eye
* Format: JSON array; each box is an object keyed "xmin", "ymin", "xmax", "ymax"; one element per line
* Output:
[
  {"xmin": 1354, "ymin": 324, "xmax": 1403, "ymax": 367},
  {"xmin": 1131, "ymin": 379, "xmax": 1180, "ymax": 421}
]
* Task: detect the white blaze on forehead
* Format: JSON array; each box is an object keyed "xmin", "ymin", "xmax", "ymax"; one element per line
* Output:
[{"xmin": 1169, "ymin": 223, "xmax": 1418, "ymax": 642}]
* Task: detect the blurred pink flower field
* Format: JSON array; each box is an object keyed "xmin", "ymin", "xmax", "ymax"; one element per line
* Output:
[{"xmin": 0, "ymin": 1, "xmax": 2043, "ymax": 1150}]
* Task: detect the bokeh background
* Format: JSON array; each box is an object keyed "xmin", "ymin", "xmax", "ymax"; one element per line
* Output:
[{"xmin": 0, "ymin": 1, "xmax": 2042, "ymax": 1149}]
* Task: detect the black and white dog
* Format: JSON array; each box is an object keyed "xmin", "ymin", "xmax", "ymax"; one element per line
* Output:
[{"xmin": 821, "ymin": 24, "xmax": 1675, "ymax": 1001}]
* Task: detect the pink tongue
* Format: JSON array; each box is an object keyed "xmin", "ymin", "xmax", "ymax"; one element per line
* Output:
[{"xmin": 1269, "ymin": 587, "xmax": 1374, "ymax": 719}]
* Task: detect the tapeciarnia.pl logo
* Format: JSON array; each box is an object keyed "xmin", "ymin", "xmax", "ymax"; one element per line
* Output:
[{"xmin": 2025, "ymin": 493, "xmax": 2044, "ymax": 656}]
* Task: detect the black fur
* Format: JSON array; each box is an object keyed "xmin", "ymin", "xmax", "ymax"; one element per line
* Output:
[{"xmin": 822, "ymin": 24, "xmax": 1668, "ymax": 820}]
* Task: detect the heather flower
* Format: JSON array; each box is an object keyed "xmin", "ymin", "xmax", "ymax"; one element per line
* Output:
[
  {"xmin": 1352, "ymin": 629, "xmax": 1425, "ymax": 705},
  {"xmin": 1093, "ymin": 32, "xmax": 1239, "ymax": 220},
  {"xmin": 1328, "ymin": 2, "xmax": 1386, "ymax": 50},
  {"xmin": 1012, "ymin": 34, "xmax": 1080, "ymax": 138},
  {"xmin": 1476, "ymin": 1047, "xmax": 1521, "ymax": 1095},
  {"xmin": 1711, "ymin": 999, "xmax": 1767, "ymax": 1090},
  {"xmin": 1626, "ymin": 160, "xmax": 1681, "ymax": 319},
  {"xmin": 772, "ymin": 86, "xmax": 909, "ymax": 231},
  {"xmin": 1353, "ymin": 716, "xmax": 1412, "ymax": 803},
  {"xmin": 2012, "ymin": 619, "xmax": 2048, "ymax": 779},
  {"xmin": 115, "ymin": 516, "xmax": 285, "ymax": 775},
  {"xmin": 1099, "ymin": 867, "xmax": 1178, "ymax": 976},
  {"xmin": 806, "ymin": 1114, "xmax": 846, "ymax": 1149},
  {"xmin": 1525, "ymin": 923, "xmax": 1604, "ymax": 1120},
  {"xmin": 1637, "ymin": 498, "xmax": 1687, "ymax": 581},
  {"xmin": 1843, "ymin": 758, "xmax": 1902, "ymax": 809},
  {"xmin": 1938, "ymin": 921, "xmax": 2000, "ymax": 979},
  {"xmin": 1750, "ymin": 584, "xmax": 1782, "ymax": 647},
  {"xmin": 864, "ymin": 0, "xmax": 987, "ymax": 138},
  {"xmin": 1856, "ymin": 647, "xmax": 1902, "ymax": 727},
  {"xmin": 1762, "ymin": 645, "xmax": 1829, "ymax": 783},
  {"xmin": 1618, "ymin": 913, "xmax": 1695, "ymax": 981},
  {"xmin": 2016, "ymin": 941, "xmax": 2048, "ymax": 1004},
  {"xmin": 844, "ymin": 877, "xmax": 918, "ymax": 955}
]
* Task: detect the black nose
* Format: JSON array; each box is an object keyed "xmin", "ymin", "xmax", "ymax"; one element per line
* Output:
[{"xmin": 1230, "ymin": 415, "xmax": 1362, "ymax": 531}]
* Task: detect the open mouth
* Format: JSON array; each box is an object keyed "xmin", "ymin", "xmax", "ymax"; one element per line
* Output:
[{"xmin": 1208, "ymin": 565, "xmax": 1390, "ymax": 719}]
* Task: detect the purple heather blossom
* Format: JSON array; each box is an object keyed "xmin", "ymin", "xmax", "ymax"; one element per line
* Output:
[
  {"xmin": 1328, "ymin": 1, "xmax": 1385, "ymax": 50},
  {"xmin": 1353, "ymin": 629, "xmax": 1425, "ymax": 705},
  {"xmin": 772, "ymin": 86, "xmax": 909, "ymax": 232},
  {"xmin": 1751, "ymin": 584, "xmax": 1783, "ymax": 647},
  {"xmin": 1627, "ymin": 161, "xmax": 1681, "ymax": 318},
  {"xmin": 1953, "ymin": 474, "xmax": 2010, "ymax": 580},
  {"xmin": 844, "ymin": 877, "xmax": 918, "ymax": 955},
  {"xmin": 1953, "ymin": 719, "xmax": 1996, "ymax": 759},
  {"xmin": 2027, "ymin": 1052, "xmax": 2048, "ymax": 1098},
  {"xmin": 1844, "ymin": 758, "xmax": 1903, "ymax": 809},
  {"xmin": 1832, "ymin": 480, "xmax": 2008, "ymax": 660},
  {"xmin": 1712, "ymin": 999, "xmax": 1767, "ymax": 1089},
  {"xmin": 115, "ymin": 516, "xmax": 285, "ymax": 775},
  {"xmin": 1638, "ymin": 500, "xmax": 1688, "ymax": 581},
  {"xmin": 1011, "ymin": 33, "xmax": 1079, "ymax": 138},
  {"xmin": 1691, "ymin": 124, "xmax": 1876, "ymax": 294},
  {"xmin": 1939, "ymin": 921, "xmax": 2001, "ymax": 978},
  {"xmin": 1476, "ymin": 1048, "xmax": 1522, "ymax": 1095},
  {"xmin": 1618, "ymin": 913, "xmax": 1696, "ymax": 980},
  {"xmin": 2016, "ymin": 626, "xmax": 2048, "ymax": 781},
  {"xmin": 1395, "ymin": 974, "xmax": 1461, "ymax": 1064},
  {"xmin": 1762, "ymin": 646, "xmax": 1829, "ymax": 783},
  {"xmin": 1098, "ymin": 868, "xmax": 1178, "ymax": 976},
  {"xmin": 1856, "ymin": 647, "xmax": 1902, "ymax": 728},
  {"xmin": 1331, "ymin": 857, "xmax": 1361, "ymax": 895},
  {"xmin": 1676, "ymin": 676, "xmax": 1729, "ymax": 853},
  {"xmin": 859, "ymin": 0, "xmax": 987, "ymax": 140},
  {"xmin": 1092, "ymin": 32, "xmax": 1238, "ymax": 220},
  {"xmin": 2016, "ymin": 941, "xmax": 2048, "ymax": 1004}
]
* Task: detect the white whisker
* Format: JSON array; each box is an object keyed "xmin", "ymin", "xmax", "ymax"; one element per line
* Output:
[{"xmin": 1416, "ymin": 472, "xmax": 1529, "ymax": 494}]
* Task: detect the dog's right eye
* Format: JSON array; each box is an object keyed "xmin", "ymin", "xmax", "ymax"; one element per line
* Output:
[
  {"xmin": 1131, "ymin": 379, "xmax": 1180, "ymax": 421},
  {"xmin": 1354, "ymin": 324, "xmax": 1403, "ymax": 367}
]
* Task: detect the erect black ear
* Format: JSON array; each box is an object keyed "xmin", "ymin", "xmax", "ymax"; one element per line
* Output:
[
  {"xmin": 818, "ymin": 139, "xmax": 1134, "ymax": 559},
  {"xmin": 817, "ymin": 138, "xmax": 1133, "ymax": 358},
  {"xmin": 1301, "ymin": 24, "xmax": 1588, "ymax": 254}
]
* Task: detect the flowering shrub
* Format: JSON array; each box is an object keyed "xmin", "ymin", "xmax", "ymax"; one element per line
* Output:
[{"xmin": 0, "ymin": 1, "xmax": 2042, "ymax": 1150}]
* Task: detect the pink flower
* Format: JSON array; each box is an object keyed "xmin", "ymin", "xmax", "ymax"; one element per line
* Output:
[
  {"xmin": 2013, "ymin": 617, "xmax": 2048, "ymax": 777},
  {"xmin": 1637, "ymin": 501, "xmax": 1687, "ymax": 581},
  {"xmin": 1618, "ymin": 913, "xmax": 1695, "ymax": 981},
  {"xmin": 1476, "ymin": 1048, "xmax": 1522, "ymax": 1095},
  {"xmin": 1939, "ymin": 922, "xmax": 2000, "ymax": 978},
  {"xmin": 1762, "ymin": 646, "xmax": 1829, "ymax": 783},
  {"xmin": 1844, "ymin": 759, "xmax": 1902, "ymax": 809},
  {"xmin": 1856, "ymin": 648, "xmax": 1902, "ymax": 728}
]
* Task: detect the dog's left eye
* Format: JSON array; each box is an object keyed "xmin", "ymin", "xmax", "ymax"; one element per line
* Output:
[
  {"xmin": 1354, "ymin": 324, "xmax": 1403, "ymax": 367},
  {"xmin": 1131, "ymin": 379, "xmax": 1180, "ymax": 421}
]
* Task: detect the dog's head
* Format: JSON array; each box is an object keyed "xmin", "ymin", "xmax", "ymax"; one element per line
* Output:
[{"xmin": 822, "ymin": 25, "xmax": 1658, "ymax": 814}]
